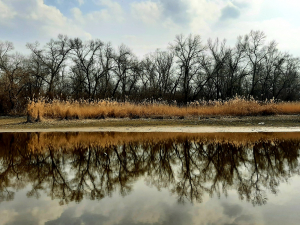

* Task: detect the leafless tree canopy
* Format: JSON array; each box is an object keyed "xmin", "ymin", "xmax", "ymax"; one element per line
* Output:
[{"xmin": 0, "ymin": 30, "xmax": 300, "ymax": 113}]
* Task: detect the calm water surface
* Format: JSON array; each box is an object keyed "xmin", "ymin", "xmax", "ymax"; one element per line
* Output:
[{"xmin": 1, "ymin": 132, "xmax": 300, "ymax": 225}]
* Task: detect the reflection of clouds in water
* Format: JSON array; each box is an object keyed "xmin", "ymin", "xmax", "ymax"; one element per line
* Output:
[
  {"xmin": 222, "ymin": 203, "xmax": 243, "ymax": 218},
  {"xmin": 202, "ymin": 200, "xmax": 256, "ymax": 225},
  {"xmin": 45, "ymin": 201, "xmax": 194, "ymax": 225},
  {"xmin": 221, "ymin": 203, "xmax": 254, "ymax": 225},
  {"xmin": 42, "ymin": 192, "xmax": 259, "ymax": 225},
  {"xmin": 262, "ymin": 181, "xmax": 300, "ymax": 225},
  {"xmin": 3, "ymin": 181, "xmax": 300, "ymax": 225},
  {"xmin": 104, "ymin": 197, "xmax": 194, "ymax": 225},
  {"xmin": 0, "ymin": 187, "xmax": 70, "ymax": 225},
  {"xmin": 235, "ymin": 214, "xmax": 253, "ymax": 223},
  {"xmin": 45, "ymin": 208, "xmax": 108, "ymax": 225},
  {"xmin": 5, "ymin": 213, "xmax": 39, "ymax": 225}
]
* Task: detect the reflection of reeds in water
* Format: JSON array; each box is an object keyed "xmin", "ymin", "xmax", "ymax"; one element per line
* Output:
[
  {"xmin": 27, "ymin": 97, "xmax": 300, "ymax": 121},
  {"xmin": 21, "ymin": 132, "xmax": 300, "ymax": 152},
  {"xmin": 1, "ymin": 132, "xmax": 300, "ymax": 206}
]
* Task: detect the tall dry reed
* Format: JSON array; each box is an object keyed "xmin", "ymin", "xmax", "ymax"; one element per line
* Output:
[{"xmin": 26, "ymin": 97, "xmax": 300, "ymax": 121}]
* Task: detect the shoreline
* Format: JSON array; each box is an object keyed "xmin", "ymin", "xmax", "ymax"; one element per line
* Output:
[
  {"xmin": 1, "ymin": 126, "xmax": 300, "ymax": 133},
  {"xmin": 1, "ymin": 115, "xmax": 300, "ymax": 133}
]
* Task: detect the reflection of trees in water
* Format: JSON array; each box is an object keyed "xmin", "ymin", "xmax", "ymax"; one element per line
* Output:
[{"xmin": 0, "ymin": 132, "xmax": 300, "ymax": 206}]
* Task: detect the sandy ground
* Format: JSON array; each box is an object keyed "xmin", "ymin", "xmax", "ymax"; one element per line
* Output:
[
  {"xmin": 1, "ymin": 126, "xmax": 300, "ymax": 133},
  {"xmin": 1, "ymin": 115, "xmax": 300, "ymax": 133}
]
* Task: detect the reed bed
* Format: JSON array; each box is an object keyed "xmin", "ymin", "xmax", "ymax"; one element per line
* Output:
[{"xmin": 26, "ymin": 97, "xmax": 300, "ymax": 121}]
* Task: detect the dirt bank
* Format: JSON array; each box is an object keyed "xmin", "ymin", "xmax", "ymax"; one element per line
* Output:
[
  {"xmin": 0, "ymin": 115, "xmax": 300, "ymax": 133},
  {"xmin": 1, "ymin": 126, "xmax": 300, "ymax": 133}
]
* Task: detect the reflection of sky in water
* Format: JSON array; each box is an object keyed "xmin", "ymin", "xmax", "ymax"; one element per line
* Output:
[
  {"xmin": 1, "ymin": 132, "xmax": 300, "ymax": 224},
  {"xmin": 1, "ymin": 178, "xmax": 300, "ymax": 225}
]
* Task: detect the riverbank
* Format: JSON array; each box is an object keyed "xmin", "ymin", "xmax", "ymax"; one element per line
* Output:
[{"xmin": 1, "ymin": 115, "xmax": 300, "ymax": 132}]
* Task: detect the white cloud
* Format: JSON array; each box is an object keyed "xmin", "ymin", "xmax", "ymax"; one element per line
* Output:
[
  {"xmin": 93, "ymin": 0, "xmax": 124, "ymax": 22},
  {"xmin": 269, "ymin": 0, "xmax": 300, "ymax": 9},
  {"xmin": 187, "ymin": 0, "xmax": 223, "ymax": 35},
  {"xmin": 71, "ymin": 1, "xmax": 124, "ymax": 25},
  {"xmin": 242, "ymin": 18, "xmax": 300, "ymax": 55},
  {"xmin": 0, "ymin": 0, "xmax": 16, "ymax": 21},
  {"xmin": 28, "ymin": 0, "xmax": 67, "ymax": 24},
  {"xmin": 28, "ymin": 0, "xmax": 91, "ymax": 39},
  {"xmin": 0, "ymin": 0, "xmax": 91, "ymax": 44},
  {"xmin": 77, "ymin": 0, "xmax": 84, "ymax": 6},
  {"xmin": 131, "ymin": 1, "xmax": 162, "ymax": 25},
  {"xmin": 239, "ymin": 0, "xmax": 264, "ymax": 17},
  {"xmin": 1, "ymin": 0, "xmax": 300, "ymax": 58},
  {"xmin": 71, "ymin": 7, "xmax": 85, "ymax": 24}
]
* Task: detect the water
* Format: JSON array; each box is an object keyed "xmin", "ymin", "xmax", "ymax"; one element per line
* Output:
[{"xmin": 1, "ymin": 132, "xmax": 300, "ymax": 225}]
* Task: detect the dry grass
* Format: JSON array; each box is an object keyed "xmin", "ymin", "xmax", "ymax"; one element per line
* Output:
[{"xmin": 26, "ymin": 97, "xmax": 300, "ymax": 121}]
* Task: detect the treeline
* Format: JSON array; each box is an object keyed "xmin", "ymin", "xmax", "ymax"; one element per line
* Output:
[{"xmin": 0, "ymin": 30, "xmax": 300, "ymax": 114}]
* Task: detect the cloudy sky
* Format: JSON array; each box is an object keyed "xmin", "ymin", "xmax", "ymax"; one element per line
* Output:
[{"xmin": 1, "ymin": 0, "xmax": 300, "ymax": 57}]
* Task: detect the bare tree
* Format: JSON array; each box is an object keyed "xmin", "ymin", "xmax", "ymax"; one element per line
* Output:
[
  {"xmin": 194, "ymin": 38, "xmax": 229, "ymax": 100},
  {"xmin": 274, "ymin": 55, "xmax": 300, "ymax": 100},
  {"xmin": 0, "ymin": 41, "xmax": 28, "ymax": 112},
  {"xmin": 139, "ymin": 54, "xmax": 156, "ymax": 99},
  {"xmin": 26, "ymin": 35, "xmax": 72, "ymax": 98},
  {"xmin": 223, "ymin": 37, "xmax": 249, "ymax": 98},
  {"xmin": 170, "ymin": 34, "xmax": 206, "ymax": 104},
  {"xmin": 69, "ymin": 38, "xmax": 104, "ymax": 99},
  {"xmin": 97, "ymin": 43, "xmax": 114, "ymax": 98},
  {"xmin": 241, "ymin": 30, "xmax": 277, "ymax": 98},
  {"xmin": 154, "ymin": 50, "xmax": 177, "ymax": 99},
  {"xmin": 140, "ymin": 50, "xmax": 177, "ymax": 100},
  {"xmin": 111, "ymin": 44, "xmax": 139, "ymax": 101}
]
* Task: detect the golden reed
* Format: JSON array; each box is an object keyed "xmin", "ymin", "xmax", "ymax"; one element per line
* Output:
[{"xmin": 26, "ymin": 97, "xmax": 300, "ymax": 121}]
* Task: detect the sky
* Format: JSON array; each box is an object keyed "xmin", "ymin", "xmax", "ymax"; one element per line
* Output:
[{"xmin": 1, "ymin": 0, "xmax": 300, "ymax": 58}]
